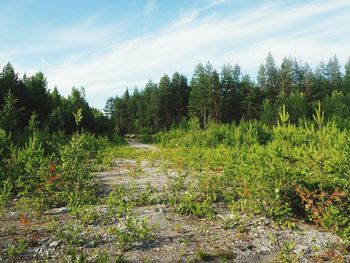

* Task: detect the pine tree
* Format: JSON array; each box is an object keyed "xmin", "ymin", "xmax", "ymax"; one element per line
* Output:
[
  {"xmin": 171, "ymin": 72, "xmax": 189, "ymax": 125},
  {"xmin": 265, "ymin": 52, "xmax": 279, "ymax": 100},
  {"xmin": 257, "ymin": 64, "xmax": 267, "ymax": 91},
  {"xmin": 342, "ymin": 58, "xmax": 350, "ymax": 93},
  {"xmin": 220, "ymin": 64, "xmax": 241, "ymax": 123},
  {"xmin": 189, "ymin": 62, "xmax": 221, "ymax": 127},
  {"xmin": 159, "ymin": 74, "xmax": 172, "ymax": 130},
  {"xmin": 279, "ymin": 57, "xmax": 293, "ymax": 96},
  {"xmin": 104, "ymin": 97, "xmax": 115, "ymax": 118},
  {"xmin": 325, "ymin": 55, "xmax": 342, "ymax": 92},
  {"xmin": 0, "ymin": 91, "xmax": 22, "ymax": 135}
]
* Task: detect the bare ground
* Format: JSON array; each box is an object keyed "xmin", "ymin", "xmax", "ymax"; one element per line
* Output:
[
  {"xmin": 93, "ymin": 140, "xmax": 349, "ymax": 262},
  {"xmin": 1, "ymin": 140, "xmax": 349, "ymax": 262}
]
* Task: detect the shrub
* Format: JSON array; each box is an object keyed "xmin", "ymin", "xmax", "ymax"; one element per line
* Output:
[
  {"xmin": 15, "ymin": 134, "xmax": 48, "ymax": 198},
  {"xmin": 58, "ymin": 132, "xmax": 98, "ymax": 208}
]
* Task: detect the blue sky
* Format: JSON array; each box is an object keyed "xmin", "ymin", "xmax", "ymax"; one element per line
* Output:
[{"xmin": 1, "ymin": 0, "xmax": 350, "ymax": 109}]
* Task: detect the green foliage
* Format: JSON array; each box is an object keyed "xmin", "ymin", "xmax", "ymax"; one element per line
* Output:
[
  {"xmin": 0, "ymin": 179, "xmax": 12, "ymax": 211},
  {"xmin": 157, "ymin": 104, "xmax": 350, "ymax": 240},
  {"xmin": 56, "ymin": 223, "xmax": 87, "ymax": 246},
  {"xmin": 15, "ymin": 133, "xmax": 48, "ymax": 198},
  {"xmin": 175, "ymin": 191, "xmax": 214, "ymax": 218},
  {"xmin": 261, "ymin": 98, "xmax": 276, "ymax": 125},
  {"xmin": 106, "ymin": 188, "xmax": 133, "ymax": 218},
  {"xmin": 110, "ymin": 214, "xmax": 151, "ymax": 251},
  {"xmin": 59, "ymin": 133, "xmax": 98, "ymax": 208},
  {"xmin": 6, "ymin": 240, "xmax": 27, "ymax": 259},
  {"xmin": 74, "ymin": 107, "xmax": 83, "ymax": 129},
  {"xmin": 0, "ymin": 129, "xmax": 11, "ymax": 194},
  {"xmin": 0, "ymin": 91, "xmax": 22, "ymax": 135}
]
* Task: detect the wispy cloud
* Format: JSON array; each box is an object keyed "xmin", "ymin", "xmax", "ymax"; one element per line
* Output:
[
  {"xmin": 4, "ymin": 0, "xmax": 350, "ymax": 109},
  {"xmin": 143, "ymin": 0, "xmax": 158, "ymax": 15}
]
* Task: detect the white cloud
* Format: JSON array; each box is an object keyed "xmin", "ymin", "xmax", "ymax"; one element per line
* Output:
[{"xmin": 4, "ymin": 0, "xmax": 350, "ymax": 109}]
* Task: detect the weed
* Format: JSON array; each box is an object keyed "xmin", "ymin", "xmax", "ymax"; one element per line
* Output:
[
  {"xmin": 109, "ymin": 214, "xmax": 151, "ymax": 251},
  {"xmin": 6, "ymin": 239, "xmax": 27, "ymax": 258}
]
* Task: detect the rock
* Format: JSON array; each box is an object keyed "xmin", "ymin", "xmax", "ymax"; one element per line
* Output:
[
  {"xmin": 258, "ymin": 245, "xmax": 271, "ymax": 254},
  {"xmin": 49, "ymin": 241, "xmax": 61, "ymax": 248},
  {"xmin": 134, "ymin": 241, "xmax": 143, "ymax": 247},
  {"xmin": 86, "ymin": 240, "xmax": 97, "ymax": 248},
  {"xmin": 33, "ymin": 246, "xmax": 45, "ymax": 255},
  {"xmin": 156, "ymin": 205, "xmax": 167, "ymax": 214},
  {"xmin": 44, "ymin": 207, "xmax": 68, "ymax": 215},
  {"xmin": 141, "ymin": 160, "xmax": 150, "ymax": 167},
  {"xmin": 293, "ymin": 244, "xmax": 309, "ymax": 254}
]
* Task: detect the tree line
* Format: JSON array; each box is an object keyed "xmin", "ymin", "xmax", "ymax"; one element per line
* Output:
[
  {"xmin": 105, "ymin": 52, "xmax": 350, "ymax": 134},
  {"xmin": 1, "ymin": 52, "xmax": 350, "ymax": 141},
  {"xmin": 0, "ymin": 63, "xmax": 114, "ymax": 144}
]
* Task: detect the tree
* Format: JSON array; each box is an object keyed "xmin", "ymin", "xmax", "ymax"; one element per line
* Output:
[
  {"xmin": 325, "ymin": 55, "xmax": 342, "ymax": 92},
  {"xmin": 0, "ymin": 63, "xmax": 18, "ymax": 106},
  {"xmin": 292, "ymin": 58, "xmax": 305, "ymax": 92},
  {"xmin": 260, "ymin": 98, "xmax": 276, "ymax": 125},
  {"xmin": 265, "ymin": 52, "xmax": 279, "ymax": 100},
  {"xmin": 0, "ymin": 91, "xmax": 22, "ymax": 135},
  {"xmin": 143, "ymin": 80, "xmax": 159, "ymax": 132},
  {"xmin": 104, "ymin": 97, "xmax": 115, "ymax": 118},
  {"xmin": 158, "ymin": 74, "xmax": 172, "ymax": 130},
  {"xmin": 302, "ymin": 63, "xmax": 317, "ymax": 102},
  {"xmin": 189, "ymin": 63, "xmax": 208, "ymax": 127},
  {"xmin": 313, "ymin": 60, "xmax": 328, "ymax": 101},
  {"xmin": 279, "ymin": 57, "xmax": 294, "ymax": 96},
  {"xmin": 220, "ymin": 64, "xmax": 241, "ymax": 123},
  {"xmin": 22, "ymin": 72, "xmax": 50, "ymax": 124},
  {"xmin": 323, "ymin": 91, "xmax": 349, "ymax": 120},
  {"xmin": 240, "ymin": 74, "xmax": 260, "ymax": 120},
  {"xmin": 189, "ymin": 62, "xmax": 221, "ymax": 127},
  {"xmin": 257, "ymin": 64, "xmax": 267, "ymax": 91},
  {"xmin": 171, "ymin": 72, "xmax": 189, "ymax": 125},
  {"xmin": 284, "ymin": 92, "xmax": 307, "ymax": 123},
  {"xmin": 342, "ymin": 58, "xmax": 350, "ymax": 93}
]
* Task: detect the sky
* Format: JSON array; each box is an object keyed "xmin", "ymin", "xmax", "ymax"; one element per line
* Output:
[{"xmin": 0, "ymin": 0, "xmax": 350, "ymax": 110}]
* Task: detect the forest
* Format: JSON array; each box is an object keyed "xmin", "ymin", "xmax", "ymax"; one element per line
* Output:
[
  {"xmin": 105, "ymin": 53, "xmax": 350, "ymax": 134},
  {"xmin": 0, "ymin": 63, "xmax": 114, "ymax": 144},
  {"xmin": 1, "ymin": 53, "xmax": 350, "ymax": 262}
]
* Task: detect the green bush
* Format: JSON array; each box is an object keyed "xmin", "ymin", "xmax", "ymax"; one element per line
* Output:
[
  {"xmin": 15, "ymin": 134, "xmax": 48, "ymax": 198},
  {"xmin": 58, "ymin": 132, "xmax": 98, "ymax": 208}
]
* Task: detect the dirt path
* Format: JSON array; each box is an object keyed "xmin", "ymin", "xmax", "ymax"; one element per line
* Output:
[{"xmin": 126, "ymin": 138, "xmax": 159, "ymax": 151}]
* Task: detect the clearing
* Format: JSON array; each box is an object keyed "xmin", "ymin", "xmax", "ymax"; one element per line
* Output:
[{"xmin": 0, "ymin": 139, "xmax": 348, "ymax": 262}]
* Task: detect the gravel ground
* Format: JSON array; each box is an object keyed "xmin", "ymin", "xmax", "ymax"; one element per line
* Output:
[{"xmin": 1, "ymin": 141, "xmax": 349, "ymax": 262}]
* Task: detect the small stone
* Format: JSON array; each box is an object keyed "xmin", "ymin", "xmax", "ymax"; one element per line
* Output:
[
  {"xmin": 134, "ymin": 241, "xmax": 143, "ymax": 247},
  {"xmin": 293, "ymin": 244, "xmax": 308, "ymax": 254},
  {"xmin": 44, "ymin": 207, "xmax": 68, "ymax": 215},
  {"xmin": 258, "ymin": 245, "xmax": 270, "ymax": 254},
  {"xmin": 33, "ymin": 247, "xmax": 43, "ymax": 253},
  {"xmin": 49, "ymin": 241, "xmax": 61, "ymax": 248},
  {"xmin": 86, "ymin": 240, "xmax": 97, "ymax": 248}
]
